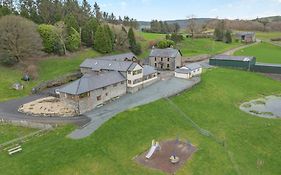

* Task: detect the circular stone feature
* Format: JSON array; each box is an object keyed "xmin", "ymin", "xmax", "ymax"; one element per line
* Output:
[{"xmin": 240, "ymin": 95, "xmax": 281, "ymax": 119}]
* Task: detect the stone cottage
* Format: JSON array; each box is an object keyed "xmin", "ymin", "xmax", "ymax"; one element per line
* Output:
[
  {"xmin": 148, "ymin": 48, "xmax": 182, "ymax": 71},
  {"xmin": 236, "ymin": 32, "xmax": 256, "ymax": 43}
]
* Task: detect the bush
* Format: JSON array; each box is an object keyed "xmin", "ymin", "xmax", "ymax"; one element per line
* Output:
[
  {"xmin": 66, "ymin": 27, "xmax": 81, "ymax": 52},
  {"xmin": 26, "ymin": 65, "xmax": 38, "ymax": 80},
  {"xmin": 131, "ymin": 43, "xmax": 142, "ymax": 55},
  {"xmin": 157, "ymin": 40, "xmax": 175, "ymax": 49},
  {"xmin": 38, "ymin": 24, "xmax": 60, "ymax": 53}
]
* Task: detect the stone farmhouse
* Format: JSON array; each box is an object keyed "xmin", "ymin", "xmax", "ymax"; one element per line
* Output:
[
  {"xmin": 236, "ymin": 32, "xmax": 256, "ymax": 43},
  {"xmin": 175, "ymin": 63, "xmax": 202, "ymax": 79},
  {"xmin": 148, "ymin": 48, "xmax": 182, "ymax": 71},
  {"xmin": 59, "ymin": 53, "xmax": 158, "ymax": 114}
]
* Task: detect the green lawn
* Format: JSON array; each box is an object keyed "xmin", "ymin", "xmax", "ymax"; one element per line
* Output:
[
  {"xmin": 1, "ymin": 68, "xmax": 281, "ymax": 175},
  {"xmin": 234, "ymin": 42, "xmax": 281, "ymax": 64},
  {"xmin": 0, "ymin": 124, "xmax": 37, "ymax": 144},
  {"xmin": 138, "ymin": 32, "xmax": 242, "ymax": 58},
  {"xmin": 0, "ymin": 49, "xmax": 101, "ymax": 102},
  {"xmin": 256, "ymin": 32, "xmax": 281, "ymax": 41},
  {"xmin": 178, "ymin": 38, "xmax": 242, "ymax": 57}
]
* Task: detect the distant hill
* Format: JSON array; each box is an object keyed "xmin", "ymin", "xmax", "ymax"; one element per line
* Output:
[
  {"xmin": 139, "ymin": 18, "xmax": 214, "ymax": 29},
  {"xmin": 253, "ymin": 16, "xmax": 281, "ymax": 22}
]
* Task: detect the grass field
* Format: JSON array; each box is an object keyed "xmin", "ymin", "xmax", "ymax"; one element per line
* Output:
[
  {"xmin": 178, "ymin": 38, "xmax": 242, "ymax": 56},
  {"xmin": 1, "ymin": 68, "xmax": 281, "ymax": 175},
  {"xmin": 256, "ymin": 32, "xmax": 281, "ymax": 41},
  {"xmin": 0, "ymin": 49, "xmax": 101, "ymax": 102},
  {"xmin": 234, "ymin": 42, "xmax": 281, "ymax": 64},
  {"xmin": 138, "ymin": 32, "xmax": 243, "ymax": 58},
  {"xmin": 0, "ymin": 124, "xmax": 37, "ymax": 144}
]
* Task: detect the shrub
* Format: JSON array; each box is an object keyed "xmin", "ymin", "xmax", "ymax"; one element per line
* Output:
[
  {"xmin": 131, "ymin": 43, "xmax": 142, "ymax": 55},
  {"xmin": 66, "ymin": 27, "xmax": 81, "ymax": 52},
  {"xmin": 38, "ymin": 24, "xmax": 60, "ymax": 53},
  {"xmin": 157, "ymin": 40, "xmax": 175, "ymax": 49}
]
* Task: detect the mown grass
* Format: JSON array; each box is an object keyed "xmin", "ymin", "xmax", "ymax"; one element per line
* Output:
[
  {"xmin": 0, "ymin": 49, "xmax": 100, "ymax": 102},
  {"xmin": 1, "ymin": 68, "xmax": 281, "ymax": 175},
  {"xmin": 0, "ymin": 124, "xmax": 37, "ymax": 144},
  {"xmin": 138, "ymin": 32, "xmax": 242, "ymax": 58},
  {"xmin": 234, "ymin": 42, "xmax": 281, "ymax": 64},
  {"xmin": 256, "ymin": 32, "xmax": 281, "ymax": 41},
  {"xmin": 178, "ymin": 38, "xmax": 242, "ymax": 56}
]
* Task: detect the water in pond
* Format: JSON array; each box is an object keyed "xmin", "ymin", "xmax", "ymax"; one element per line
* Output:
[{"xmin": 240, "ymin": 95, "xmax": 281, "ymax": 119}]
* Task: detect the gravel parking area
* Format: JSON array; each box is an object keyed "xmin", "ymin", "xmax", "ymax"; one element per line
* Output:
[{"xmin": 68, "ymin": 77, "xmax": 200, "ymax": 139}]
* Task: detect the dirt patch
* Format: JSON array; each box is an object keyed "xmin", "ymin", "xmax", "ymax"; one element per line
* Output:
[
  {"xmin": 18, "ymin": 97, "xmax": 76, "ymax": 117},
  {"xmin": 264, "ymin": 73, "xmax": 281, "ymax": 82},
  {"xmin": 135, "ymin": 140, "xmax": 196, "ymax": 174}
]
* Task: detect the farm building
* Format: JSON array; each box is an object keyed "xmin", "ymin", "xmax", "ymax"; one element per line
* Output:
[
  {"xmin": 209, "ymin": 55, "xmax": 256, "ymax": 70},
  {"xmin": 175, "ymin": 63, "xmax": 202, "ymax": 79},
  {"xmin": 149, "ymin": 48, "xmax": 182, "ymax": 71},
  {"xmin": 59, "ymin": 55, "xmax": 158, "ymax": 114},
  {"xmin": 252, "ymin": 63, "xmax": 281, "ymax": 74},
  {"xmin": 94, "ymin": 52, "xmax": 138, "ymax": 62},
  {"xmin": 236, "ymin": 32, "xmax": 256, "ymax": 43}
]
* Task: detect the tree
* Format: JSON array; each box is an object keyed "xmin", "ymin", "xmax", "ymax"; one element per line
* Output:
[
  {"xmin": 54, "ymin": 21, "xmax": 68, "ymax": 55},
  {"xmin": 104, "ymin": 25, "xmax": 115, "ymax": 50},
  {"xmin": 128, "ymin": 27, "xmax": 136, "ymax": 47},
  {"xmin": 224, "ymin": 30, "xmax": 232, "ymax": 43},
  {"xmin": 0, "ymin": 15, "xmax": 42, "ymax": 65},
  {"xmin": 38, "ymin": 24, "xmax": 60, "ymax": 53},
  {"xmin": 64, "ymin": 14, "xmax": 79, "ymax": 32},
  {"xmin": 214, "ymin": 20, "xmax": 226, "ymax": 41},
  {"xmin": 131, "ymin": 43, "xmax": 142, "ymax": 55},
  {"xmin": 157, "ymin": 40, "xmax": 175, "ymax": 49},
  {"xmin": 93, "ymin": 2, "xmax": 102, "ymax": 22},
  {"xmin": 257, "ymin": 18, "xmax": 270, "ymax": 32},
  {"xmin": 66, "ymin": 27, "xmax": 81, "ymax": 51},
  {"xmin": 94, "ymin": 26, "xmax": 112, "ymax": 53},
  {"xmin": 187, "ymin": 15, "xmax": 197, "ymax": 38},
  {"xmin": 81, "ymin": 18, "xmax": 98, "ymax": 47}
]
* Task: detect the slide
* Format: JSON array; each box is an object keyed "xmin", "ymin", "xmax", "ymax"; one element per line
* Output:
[{"xmin": 146, "ymin": 145, "xmax": 158, "ymax": 159}]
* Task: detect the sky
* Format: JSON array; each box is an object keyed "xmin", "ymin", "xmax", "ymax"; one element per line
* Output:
[{"xmin": 88, "ymin": 0, "xmax": 281, "ymax": 21}]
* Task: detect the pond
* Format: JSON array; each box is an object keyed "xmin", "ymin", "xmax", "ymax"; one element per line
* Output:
[{"xmin": 240, "ymin": 95, "xmax": 281, "ymax": 119}]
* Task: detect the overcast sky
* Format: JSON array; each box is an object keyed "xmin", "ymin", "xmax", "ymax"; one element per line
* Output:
[{"xmin": 87, "ymin": 0, "xmax": 281, "ymax": 21}]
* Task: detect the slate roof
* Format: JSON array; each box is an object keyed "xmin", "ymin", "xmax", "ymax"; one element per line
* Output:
[
  {"xmin": 59, "ymin": 71, "xmax": 126, "ymax": 95},
  {"xmin": 211, "ymin": 55, "xmax": 255, "ymax": 62},
  {"xmin": 94, "ymin": 52, "xmax": 137, "ymax": 62},
  {"xmin": 175, "ymin": 63, "xmax": 202, "ymax": 74},
  {"xmin": 185, "ymin": 63, "xmax": 202, "ymax": 70},
  {"xmin": 80, "ymin": 59, "xmax": 139, "ymax": 72},
  {"xmin": 175, "ymin": 68, "xmax": 192, "ymax": 74},
  {"xmin": 143, "ymin": 65, "xmax": 157, "ymax": 76},
  {"xmin": 149, "ymin": 48, "xmax": 182, "ymax": 58},
  {"xmin": 236, "ymin": 32, "xmax": 255, "ymax": 37}
]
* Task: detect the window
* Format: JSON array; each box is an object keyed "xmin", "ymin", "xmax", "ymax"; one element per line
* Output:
[
  {"xmin": 79, "ymin": 92, "xmax": 90, "ymax": 99},
  {"xmin": 155, "ymin": 57, "xmax": 157, "ymax": 61},
  {"xmin": 128, "ymin": 80, "xmax": 132, "ymax": 84},
  {"xmin": 161, "ymin": 58, "xmax": 163, "ymax": 61},
  {"xmin": 155, "ymin": 63, "xmax": 157, "ymax": 67},
  {"xmin": 105, "ymin": 93, "xmax": 108, "ymax": 96},
  {"xmin": 97, "ymin": 95, "xmax": 102, "ymax": 101},
  {"xmin": 167, "ymin": 64, "xmax": 170, "ymax": 68},
  {"xmin": 128, "ymin": 71, "xmax": 132, "ymax": 74},
  {"xmin": 133, "ymin": 69, "xmax": 142, "ymax": 75},
  {"xmin": 161, "ymin": 65, "xmax": 163, "ymax": 69},
  {"xmin": 167, "ymin": 58, "xmax": 170, "ymax": 62},
  {"xmin": 113, "ymin": 83, "xmax": 118, "ymax": 87},
  {"xmin": 121, "ymin": 81, "xmax": 124, "ymax": 85}
]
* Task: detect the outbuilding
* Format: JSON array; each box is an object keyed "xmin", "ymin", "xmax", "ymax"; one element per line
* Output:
[
  {"xmin": 236, "ymin": 32, "xmax": 256, "ymax": 43},
  {"xmin": 175, "ymin": 63, "xmax": 202, "ymax": 79},
  {"xmin": 209, "ymin": 55, "xmax": 256, "ymax": 70}
]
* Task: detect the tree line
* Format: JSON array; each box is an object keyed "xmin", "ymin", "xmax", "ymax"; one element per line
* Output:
[
  {"xmin": 0, "ymin": 0, "xmax": 141, "ymax": 66},
  {"xmin": 142, "ymin": 20, "xmax": 180, "ymax": 34}
]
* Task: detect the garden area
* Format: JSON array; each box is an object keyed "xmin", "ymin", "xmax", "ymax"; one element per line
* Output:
[
  {"xmin": 234, "ymin": 42, "xmax": 281, "ymax": 64},
  {"xmin": 1, "ymin": 68, "xmax": 281, "ymax": 175}
]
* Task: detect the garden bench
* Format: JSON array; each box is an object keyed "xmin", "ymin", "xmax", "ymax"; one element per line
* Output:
[{"xmin": 8, "ymin": 145, "xmax": 22, "ymax": 155}]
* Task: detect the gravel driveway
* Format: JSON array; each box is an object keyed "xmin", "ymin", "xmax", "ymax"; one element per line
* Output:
[
  {"xmin": 68, "ymin": 77, "xmax": 200, "ymax": 139},
  {"xmin": 0, "ymin": 94, "xmax": 90, "ymax": 127}
]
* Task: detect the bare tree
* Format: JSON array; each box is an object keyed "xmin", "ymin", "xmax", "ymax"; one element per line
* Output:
[
  {"xmin": 0, "ymin": 15, "xmax": 42, "ymax": 65},
  {"xmin": 187, "ymin": 15, "xmax": 198, "ymax": 39}
]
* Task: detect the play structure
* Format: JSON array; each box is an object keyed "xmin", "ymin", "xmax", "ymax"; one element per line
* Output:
[
  {"xmin": 146, "ymin": 140, "xmax": 161, "ymax": 159},
  {"xmin": 136, "ymin": 139, "xmax": 197, "ymax": 174}
]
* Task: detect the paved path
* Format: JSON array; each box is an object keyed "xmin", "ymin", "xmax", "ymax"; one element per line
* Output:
[{"xmin": 68, "ymin": 77, "xmax": 200, "ymax": 139}]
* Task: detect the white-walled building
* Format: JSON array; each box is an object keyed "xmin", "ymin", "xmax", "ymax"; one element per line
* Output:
[{"xmin": 175, "ymin": 63, "xmax": 202, "ymax": 79}]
